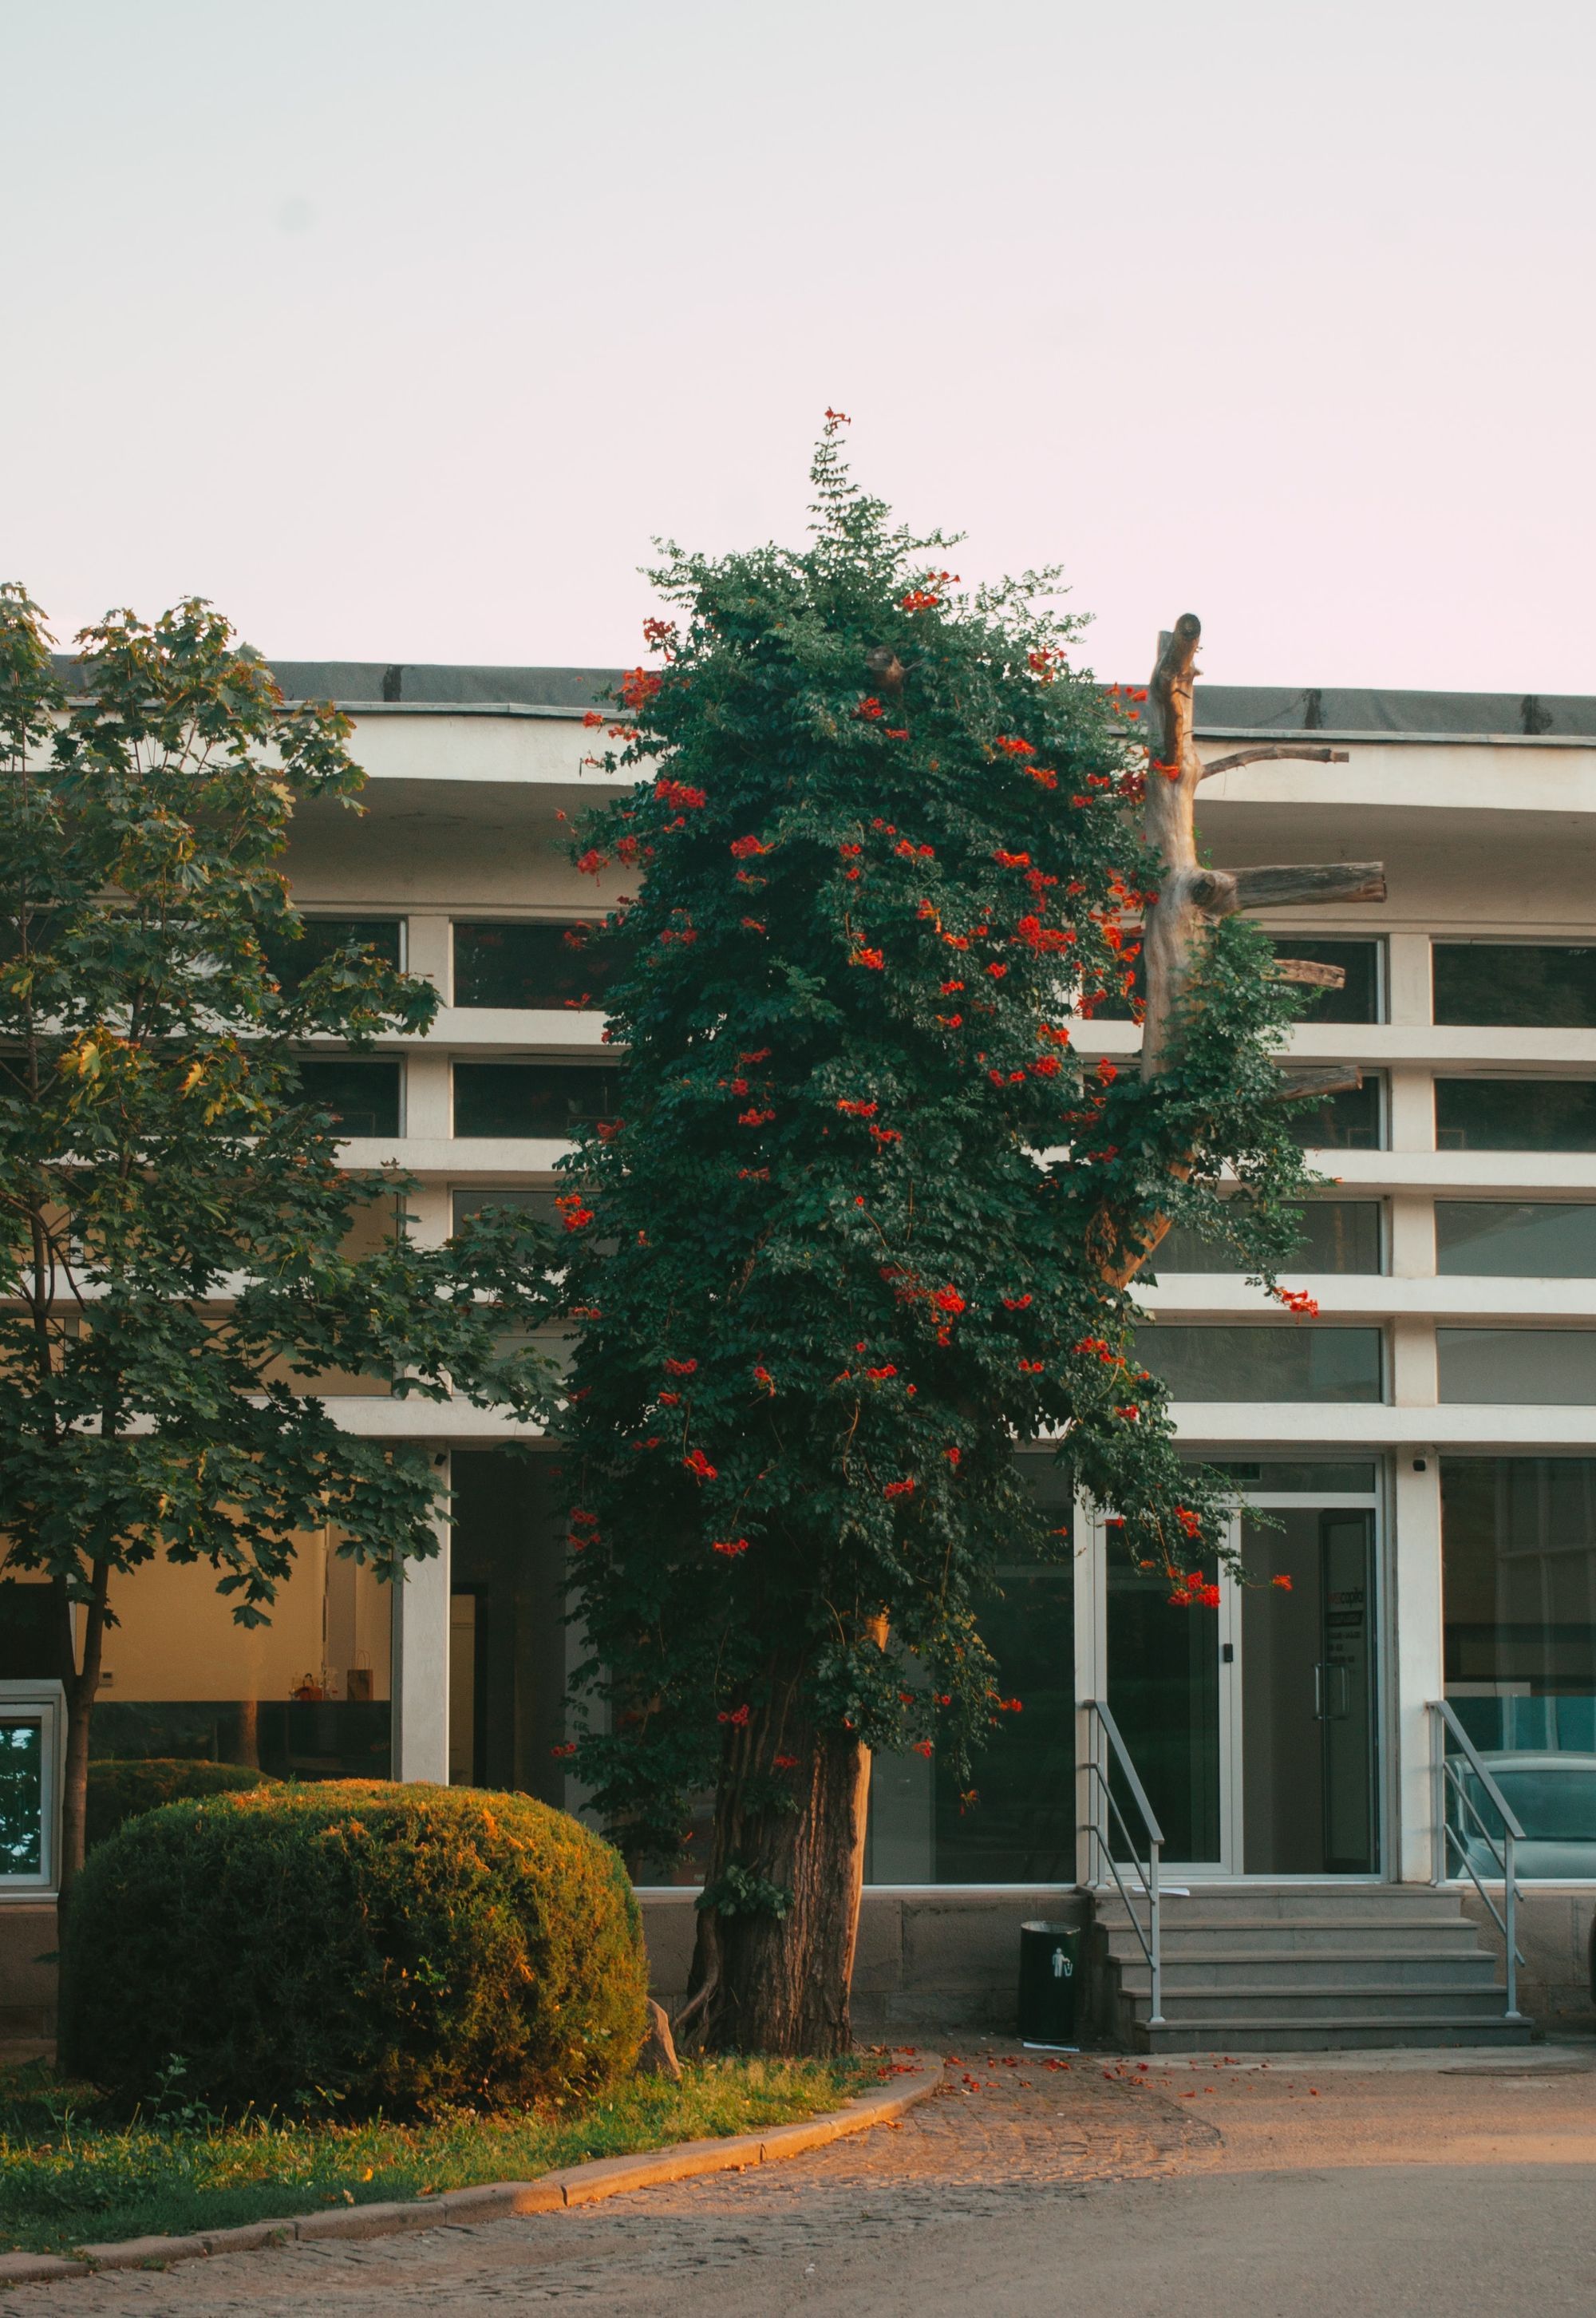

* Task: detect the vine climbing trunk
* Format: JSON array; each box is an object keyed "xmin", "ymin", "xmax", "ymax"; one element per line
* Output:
[{"xmin": 681, "ymin": 1668, "xmax": 871, "ymax": 2056}]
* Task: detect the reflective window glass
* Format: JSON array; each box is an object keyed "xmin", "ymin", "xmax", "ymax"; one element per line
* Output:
[
  {"xmin": 261, "ymin": 918, "xmax": 401, "ymax": 994},
  {"xmin": 1436, "ymin": 1079, "xmax": 1596, "ymax": 1153},
  {"xmin": 1436, "ymin": 1203, "xmax": 1596, "ymax": 1277},
  {"xmin": 452, "ymin": 923, "xmax": 615, "ymax": 1011},
  {"xmin": 1134, "ymin": 1326, "xmax": 1384, "ymax": 1402},
  {"xmin": 292, "ymin": 1058, "xmax": 401, "ymax": 1138},
  {"xmin": 1270, "ymin": 938, "xmax": 1384, "ymax": 1025},
  {"xmin": 1441, "ymin": 1458, "xmax": 1596, "ymax": 1872},
  {"xmin": 1434, "ymin": 945, "xmax": 1596, "ymax": 1030},
  {"xmin": 0, "ymin": 1720, "xmax": 44, "ymax": 1877},
  {"xmin": 1286, "ymin": 1078, "xmax": 1384, "ymax": 1150},
  {"xmin": 453, "ymin": 1065, "xmax": 622, "ymax": 1138},
  {"xmin": 1156, "ymin": 1200, "xmax": 1383, "ymax": 1275},
  {"xmin": 1438, "ymin": 1329, "xmax": 1596, "ymax": 1405},
  {"xmin": 865, "ymin": 1459, "xmax": 1076, "ymax": 1885}
]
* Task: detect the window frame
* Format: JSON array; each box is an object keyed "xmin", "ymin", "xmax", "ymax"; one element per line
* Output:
[{"xmin": 0, "ymin": 1679, "xmax": 65, "ymax": 1897}]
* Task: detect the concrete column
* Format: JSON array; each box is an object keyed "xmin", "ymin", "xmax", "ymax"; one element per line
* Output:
[
  {"xmin": 1391, "ymin": 1450, "xmax": 1444, "ymax": 1882},
  {"xmin": 403, "ymin": 1051, "xmax": 452, "ymax": 1139},
  {"xmin": 1388, "ymin": 1190, "xmax": 1436, "ymax": 1280},
  {"xmin": 1385, "ymin": 933, "xmax": 1432, "ymax": 1027},
  {"xmin": 1387, "ymin": 1065, "xmax": 1435, "ymax": 1154},
  {"xmin": 393, "ymin": 1457, "xmax": 450, "ymax": 1783},
  {"xmin": 405, "ymin": 912, "xmax": 453, "ymax": 1000}
]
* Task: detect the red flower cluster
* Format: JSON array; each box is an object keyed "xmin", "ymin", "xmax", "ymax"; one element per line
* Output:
[
  {"xmin": 851, "ymin": 947, "xmax": 886, "ymax": 970},
  {"xmin": 912, "ymin": 1739, "xmax": 934, "ymax": 1758},
  {"xmin": 894, "ymin": 837, "xmax": 934, "ymax": 859},
  {"xmin": 550, "ymin": 1741, "xmax": 578, "ymax": 1758},
  {"xmin": 718, "ymin": 1703, "xmax": 751, "ymax": 1726},
  {"xmin": 773, "ymin": 1752, "xmax": 800, "ymax": 1768},
  {"xmin": 885, "ymin": 726, "xmax": 909, "ymax": 740},
  {"xmin": 855, "ymin": 696, "xmax": 885, "ymax": 721},
  {"xmin": 1272, "ymin": 1574, "xmax": 1294, "ymax": 1591},
  {"xmin": 932, "ymin": 1286, "xmax": 966, "ymax": 1315},
  {"xmin": 900, "ymin": 588, "xmax": 942, "ymax": 613},
  {"xmin": 865, "ymin": 1364, "xmax": 899, "ymax": 1380},
  {"xmin": 582, "ymin": 710, "xmax": 606, "ymax": 728},
  {"xmin": 1015, "ymin": 914, "xmax": 1072, "ymax": 953},
  {"xmin": 994, "ymin": 734, "xmax": 1035, "ymax": 758},
  {"xmin": 1002, "ymin": 1293, "xmax": 1033, "ymax": 1310},
  {"xmin": 729, "ymin": 833, "xmax": 768, "ymax": 858},
  {"xmin": 664, "ymin": 1357, "xmax": 698, "ymax": 1375},
  {"xmin": 575, "ymin": 848, "xmax": 607, "ymax": 876},
  {"xmin": 943, "ymin": 1446, "xmax": 961, "ymax": 1466},
  {"xmin": 642, "ymin": 616, "xmax": 674, "ymax": 649},
  {"xmin": 836, "ymin": 1098, "xmax": 879, "ymax": 1117},
  {"xmin": 738, "ymin": 1106, "xmax": 776, "ymax": 1126},
  {"xmin": 620, "ymin": 666, "xmax": 662, "ymax": 710},
  {"xmin": 656, "ymin": 777, "xmax": 705, "ymax": 810},
  {"xmin": 1028, "ymin": 765, "xmax": 1060, "ymax": 789},
  {"xmin": 684, "ymin": 1448, "xmax": 717, "ymax": 1481},
  {"xmin": 1018, "ymin": 1359, "xmax": 1045, "ymax": 1374},
  {"xmin": 993, "ymin": 850, "xmax": 1032, "ymax": 868},
  {"xmin": 1274, "ymin": 1288, "xmax": 1321, "ymax": 1317},
  {"xmin": 1168, "ymin": 1576, "xmax": 1223, "ymax": 1610},
  {"xmin": 753, "ymin": 1364, "xmax": 775, "ymax": 1390},
  {"xmin": 1175, "ymin": 1506, "xmax": 1203, "ymax": 1540},
  {"xmin": 555, "ymin": 1193, "xmax": 593, "ymax": 1232},
  {"xmin": 712, "ymin": 1537, "xmax": 750, "ymax": 1557},
  {"xmin": 870, "ymin": 1125, "xmax": 902, "ymax": 1145},
  {"xmin": 883, "ymin": 1478, "xmax": 916, "ymax": 1499}
]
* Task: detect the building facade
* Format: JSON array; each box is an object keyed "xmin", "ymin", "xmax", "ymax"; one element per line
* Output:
[{"xmin": 6, "ymin": 661, "xmax": 1596, "ymax": 2033}]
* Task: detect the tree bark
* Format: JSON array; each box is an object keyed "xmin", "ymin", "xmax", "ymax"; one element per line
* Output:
[
  {"xmin": 680, "ymin": 1672, "xmax": 871, "ymax": 2057},
  {"xmin": 57, "ymin": 1560, "xmax": 109, "ymax": 1907}
]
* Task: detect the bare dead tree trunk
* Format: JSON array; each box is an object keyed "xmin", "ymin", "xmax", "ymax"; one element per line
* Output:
[
  {"xmin": 1100, "ymin": 614, "xmax": 1385, "ymax": 1288},
  {"xmin": 679, "ymin": 1665, "xmax": 871, "ymax": 2056}
]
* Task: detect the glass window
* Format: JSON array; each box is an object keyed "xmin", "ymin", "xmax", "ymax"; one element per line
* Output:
[
  {"xmin": 1208, "ymin": 1462, "xmax": 1379, "ymax": 1493},
  {"xmin": 0, "ymin": 1718, "xmax": 45, "ymax": 1877},
  {"xmin": 87, "ymin": 1537, "xmax": 393, "ymax": 1779},
  {"xmin": 454, "ymin": 1064, "xmax": 621, "ymax": 1138},
  {"xmin": 866, "ymin": 1458, "xmax": 1076, "ymax": 1885},
  {"xmin": 0, "ymin": 1584, "xmax": 61, "ymax": 1679},
  {"xmin": 262, "ymin": 918, "xmax": 402, "ymax": 993},
  {"xmin": 452, "ymin": 923, "xmax": 615, "ymax": 1011},
  {"xmin": 451, "ymin": 1188, "xmax": 562, "ymax": 1234},
  {"xmin": 293, "ymin": 1057, "xmax": 402, "ymax": 1138},
  {"xmin": 1436, "ymin": 1203, "xmax": 1596, "ymax": 1277},
  {"xmin": 1134, "ymin": 1325, "xmax": 1385, "ymax": 1402},
  {"xmin": 1286, "ymin": 1076, "xmax": 1384, "ymax": 1150},
  {"xmin": 1156, "ymin": 1200, "xmax": 1383, "ymax": 1275},
  {"xmin": 1434, "ymin": 945, "xmax": 1596, "ymax": 1030},
  {"xmin": 1438, "ymin": 1329, "xmax": 1596, "ymax": 1405},
  {"xmin": 1436, "ymin": 1079, "xmax": 1596, "ymax": 1153},
  {"xmin": 1270, "ymin": 938, "xmax": 1384, "ymax": 1026},
  {"xmin": 1441, "ymin": 1458, "xmax": 1596, "ymax": 1869}
]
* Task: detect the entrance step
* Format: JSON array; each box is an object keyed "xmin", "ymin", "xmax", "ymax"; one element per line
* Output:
[{"xmin": 1088, "ymin": 1886, "xmax": 1533, "ymax": 2053}]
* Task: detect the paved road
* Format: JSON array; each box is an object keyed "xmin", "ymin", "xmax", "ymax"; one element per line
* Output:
[{"xmin": 10, "ymin": 2047, "xmax": 1596, "ymax": 2316}]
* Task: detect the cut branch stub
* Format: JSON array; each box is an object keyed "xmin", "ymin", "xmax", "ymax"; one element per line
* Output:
[
  {"xmin": 1230, "ymin": 863, "xmax": 1386, "ymax": 911},
  {"xmin": 1274, "ymin": 959, "xmax": 1346, "ymax": 990},
  {"xmin": 1274, "ymin": 1063, "xmax": 1364, "ymax": 1102},
  {"xmin": 1201, "ymin": 745, "xmax": 1349, "ymax": 777}
]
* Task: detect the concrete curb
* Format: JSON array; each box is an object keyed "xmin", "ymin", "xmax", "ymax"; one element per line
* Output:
[{"xmin": 0, "ymin": 2064, "xmax": 942, "ymax": 2287}]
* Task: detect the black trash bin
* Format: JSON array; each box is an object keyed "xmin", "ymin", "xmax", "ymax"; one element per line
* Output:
[{"xmin": 1017, "ymin": 1919, "xmax": 1080, "ymax": 2047}]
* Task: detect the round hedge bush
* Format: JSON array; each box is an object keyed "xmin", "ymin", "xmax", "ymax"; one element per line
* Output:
[
  {"xmin": 60, "ymin": 1782, "xmax": 649, "ymax": 2115},
  {"xmin": 85, "ymin": 1758, "xmax": 276, "ymax": 1851}
]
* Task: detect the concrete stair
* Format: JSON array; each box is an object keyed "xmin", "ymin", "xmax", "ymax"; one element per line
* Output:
[{"xmin": 1090, "ymin": 1885, "xmax": 1535, "ymax": 2053}]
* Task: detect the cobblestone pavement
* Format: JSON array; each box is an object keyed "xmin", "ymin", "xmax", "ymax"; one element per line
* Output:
[{"xmin": 8, "ymin": 2045, "xmax": 1596, "ymax": 2316}]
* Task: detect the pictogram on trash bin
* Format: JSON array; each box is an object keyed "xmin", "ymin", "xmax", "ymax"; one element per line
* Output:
[{"xmin": 1017, "ymin": 1918, "xmax": 1080, "ymax": 2047}]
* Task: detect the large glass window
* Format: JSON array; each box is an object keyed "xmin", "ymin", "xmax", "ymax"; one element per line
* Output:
[
  {"xmin": 1436, "ymin": 1203, "xmax": 1596, "ymax": 1277},
  {"xmin": 453, "ymin": 1064, "xmax": 622, "ymax": 1138},
  {"xmin": 1441, "ymin": 1458, "xmax": 1596, "ymax": 1873},
  {"xmin": 293, "ymin": 1057, "xmax": 402, "ymax": 1138},
  {"xmin": 1134, "ymin": 1325, "xmax": 1384, "ymax": 1402},
  {"xmin": 261, "ymin": 918, "xmax": 402, "ymax": 994},
  {"xmin": 1286, "ymin": 1076, "xmax": 1385, "ymax": 1150},
  {"xmin": 0, "ymin": 1716, "xmax": 45, "ymax": 1877},
  {"xmin": 453, "ymin": 922, "xmax": 616, "ymax": 1011},
  {"xmin": 41, "ymin": 1540, "xmax": 396, "ymax": 1779},
  {"xmin": 1437, "ymin": 1330, "xmax": 1596, "ymax": 1405},
  {"xmin": 864, "ymin": 1459, "xmax": 1076, "ymax": 1885},
  {"xmin": 1436, "ymin": 1078, "xmax": 1596, "ymax": 1152},
  {"xmin": 1434, "ymin": 945, "xmax": 1596, "ymax": 1030},
  {"xmin": 1156, "ymin": 1200, "xmax": 1383, "ymax": 1275},
  {"xmin": 1271, "ymin": 938, "xmax": 1385, "ymax": 1026}
]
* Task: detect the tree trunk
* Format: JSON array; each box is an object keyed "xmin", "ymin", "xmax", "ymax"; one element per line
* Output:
[
  {"xmin": 57, "ymin": 1561, "xmax": 109, "ymax": 1908},
  {"xmin": 679, "ymin": 1675, "xmax": 871, "ymax": 2057}
]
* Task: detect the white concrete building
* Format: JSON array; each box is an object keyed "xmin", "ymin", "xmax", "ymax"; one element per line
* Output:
[{"xmin": 6, "ymin": 659, "xmax": 1596, "ymax": 2045}]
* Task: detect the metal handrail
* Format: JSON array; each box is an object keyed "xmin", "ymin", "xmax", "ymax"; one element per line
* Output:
[
  {"xmin": 1080, "ymin": 1698, "xmax": 1164, "ymax": 2027},
  {"xmin": 1428, "ymin": 1698, "xmax": 1526, "ymax": 2023}
]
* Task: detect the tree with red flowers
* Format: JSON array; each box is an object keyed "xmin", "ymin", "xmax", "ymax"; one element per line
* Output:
[{"xmin": 555, "ymin": 420, "xmax": 1379, "ymax": 2055}]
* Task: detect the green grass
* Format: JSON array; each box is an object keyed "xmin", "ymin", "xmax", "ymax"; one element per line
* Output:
[{"xmin": 0, "ymin": 2054, "xmax": 868, "ymax": 2256}]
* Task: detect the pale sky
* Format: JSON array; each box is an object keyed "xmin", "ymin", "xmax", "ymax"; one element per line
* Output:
[{"xmin": 7, "ymin": 0, "xmax": 1594, "ymax": 694}]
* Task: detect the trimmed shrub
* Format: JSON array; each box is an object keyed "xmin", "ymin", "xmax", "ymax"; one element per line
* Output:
[
  {"xmin": 85, "ymin": 1759, "xmax": 276, "ymax": 1852},
  {"xmin": 60, "ymin": 1782, "xmax": 650, "ymax": 2115}
]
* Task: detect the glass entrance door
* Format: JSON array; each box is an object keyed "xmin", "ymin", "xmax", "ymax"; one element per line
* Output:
[{"xmin": 1101, "ymin": 1471, "xmax": 1381, "ymax": 1877}]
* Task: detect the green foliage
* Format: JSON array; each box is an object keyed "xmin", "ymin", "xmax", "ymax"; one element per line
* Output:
[
  {"xmin": 85, "ymin": 1759, "xmax": 275, "ymax": 1852},
  {"xmin": 58, "ymin": 1783, "xmax": 650, "ymax": 2117},
  {"xmin": 0, "ymin": 2051, "xmax": 859, "ymax": 2255},
  {"xmin": 0, "ymin": 589, "xmax": 559, "ymax": 1649},
  {"xmin": 555, "ymin": 422, "xmax": 1321, "ymax": 1860}
]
